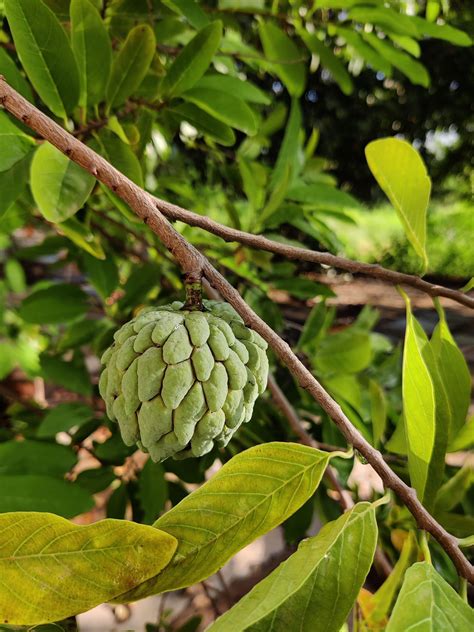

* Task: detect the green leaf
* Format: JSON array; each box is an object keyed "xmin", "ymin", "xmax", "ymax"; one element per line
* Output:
[
  {"xmin": 37, "ymin": 402, "xmax": 94, "ymax": 438},
  {"xmin": 90, "ymin": 130, "xmax": 143, "ymax": 186},
  {"xmin": 57, "ymin": 216, "xmax": 106, "ymax": 259},
  {"xmin": 431, "ymin": 302, "xmax": 471, "ymax": 442},
  {"xmin": 363, "ymin": 32, "xmax": 430, "ymax": 87},
  {"xmin": 4, "ymin": 0, "xmax": 80, "ymax": 118},
  {"xmin": 300, "ymin": 33, "xmax": 353, "ymax": 95},
  {"xmin": 30, "ymin": 143, "xmax": 95, "ymax": 223},
  {"xmin": 139, "ymin": 459, "xmax": 168, "ymax": 525},
  {"xmin": 335, "ymin": 27, "xmax": 392, "ymax": 76},
  {"xmin": 81, "ymin": 252, "xmax": 119, "ymax": 300},
  {"xmin": 0, "ymin": 153, "xmax": 31, "ymax": 218},
  {"xmin": 0, "ymin": 512, "xmax": 177, "ymax": 625},
  {"xmin": 169, "ymin": 103, "xmax": 236, "ymax": 146},
  {"xmin": 348, "ymin": 7, "xmax": 418, "ymax": 37},
  {"xmin": 106, "ymin": 24, "xmax": 155, "ymax": 110},
  {"xmin": 163, "ymin": 0, "xmax": 210, "ymax": 29},
  {"xmin": 287, "ymin": 182, "xmax": 362, "ymax": 211},
  {"xmin": 194, "ymin": 74, "xmax": 270, "ymax": 104},
  {"xmin": 315, "ymin": 328, "xmax": 372, "ymax": 375},
  {"xmin": 369, "ymin": 378, "xmax": 387, "ymax": 447},
  {"xmin": 461, "ymin": 278, "xmax": 474, "ymax": 293},
  {"xmin": 238, "ymin": 158, "xmax": 267, "ymax": 211},
  {"xmin": 270, "ymin": 97, "xmax": 302, "ymax": 190},
  {"xmin": 209, "ymin": 502, "xmax": 378, "ymax": 632},
  {"xmin": 0, "ymin": 111, "xmax": 35, "ymax": 172},
  {"xmin": 118, "ymin": 442, "xmax": 334, "ymax": 602},
  {"xmin": 449, "ymin": 415, "xmax": 474, "ymax": 452},
  {"xmin": 365, "ymin": 138, "xmax": 430, "ymax": 267},
  {"xmin": 19, "ymin": 283, "xmax": 88, "ymax": 324},
  {"xmin": 40, "ymin": 353, "xmax": 92, "ymax": 396},
  {"xmin": 386, "ymin": 562, "xmax": 474, "ymax": 631},
  {"xmin": 412, "ymin": 16, "xmax": 472, "ymax": 47},
  {"xmin": 0, "ymin": 47, "xmax": 34, "ymax": 101},
  {"xmin": 259, "ymin": 21, "xmax": 306, "ymax": 97},
  {"xmin": 0, "ymin": 440, "xmax": 76, "ymax": 477},
  {"xmin": 75, "ymin": 467, "xmax": 116, "ymax": 494},
  {"xmin": 70, "ymin": 0, "xmax": 112, "ymax": 108},
  {"xmin": 0, "ymin": 475, "xmax": 93, "ymax": 517},
  {"xmin": 161, "ymin": 21, "xmax": 222, "ymax": 98},
  {"xmin": 434, "ymin": 465, "xmax": 473, "ymax": 514},
  {"xmin": 401, "ymin": 293, "xmax": 449, "ymax": 510},
  {"xmin": 182, "ymin": 87, "xmax": 258, "ymax": 135}
]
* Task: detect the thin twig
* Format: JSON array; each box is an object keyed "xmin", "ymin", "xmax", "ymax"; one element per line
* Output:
[{"xmin": 1, "ymin": 77, "xmax": 471, "ymax": 583}]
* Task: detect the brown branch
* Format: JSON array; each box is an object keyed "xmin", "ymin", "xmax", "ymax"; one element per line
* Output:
[
  {"xmin": 149, "ymin": 198, "xmax": 473, "ymax": 309},
  {"xmin": 1, "ymin": 77, "xmax": 472, "ymax": 584}
]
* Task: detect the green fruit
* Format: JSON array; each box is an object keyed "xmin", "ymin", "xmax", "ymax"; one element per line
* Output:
[{"xmin": 99, "ymin": 300, "xmax": 269, "ymax": 462}]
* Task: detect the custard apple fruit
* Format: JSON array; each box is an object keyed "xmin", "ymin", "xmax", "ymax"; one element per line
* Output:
[{"xmin": 99, "ymin": 300, "xmax": 269, "ymax": 462}]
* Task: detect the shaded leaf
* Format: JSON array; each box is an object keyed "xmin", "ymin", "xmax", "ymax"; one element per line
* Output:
[
  {"xmin": 365, "ymin": 138, "xmax": 430, "ymax": 267},
  {"xmin": 209, "ymin": 502, "xmax": 378, "ymax": 632},
  {"xmin": 434, "ymin": 465, "xmax": 473, "ymax": 514},
  {"xmin": 335, "ymin": 26, "xmax": 392, "ymax": 76},
  {"xmin": 37, "ymin": 402, "xmax": 94, "ymax": 438},
  {"xmin": 19, "ymin": 283, "xmax": 88, "ymax": 324},
  {"xmin": 118, "ymin": 442, "xmax": 335, "ymax": 601},
  {"xmin": 40, "ymin": 353, "xmax": 92, "ymax": 397},
  {"xmin": 194, "ymin": 74, "xmax": 270, "ymax": 104},
  {"xmin": 30, "ymin": 143, "xmax": 95, "ymax": 223},
  {"xmin": 363, "ymin": 32, "xmax": 430, "ymax": 87},
  {"xmin": 0, "ymin": 153, "xmax": 31, "ymax": 218},
  {"xmin": 431, "ymin": 301, "xmax": 471, "ymax": 442},
  {"xmin": 369, "ymin": 378, "xmax": 387, "ymax": 447},
  {"xmin": 315, "ymin": 328, "xmax": 372, "ymax": 375},
  {"xmin": 0, "ymin": 440, "xmax": 76, "ymax": 477},
  {"xmin": 386, "ymin": 562, "xmax": 474, "ymax": 631},
  {"xmin": 139, "ymin": 459, "xmax": 168, "ymax": 525},
  {"xmin": 0, "ymin": 47, "xmax": 34, "ymax": 101},
  {"xmin": 270, "ymin": 97, "xmax": 302, "ymax": 190},
  {"xmin": 81, "ymin": 252, "xmax": 119, "ymax": 300},
  {"xmin": 0, "ymin": 475, "xmax": 93, "ymax": 517},
  {"xmin": 70, "ymin": 0, "xmax": 112, "ymax": 108},
  {"xmin": 57, "ymin": 216, "xmax": 106, "ymax": 259},
  {"xmin": 161, "ymin": 21, "xmax": 222, "ymax": 98},
  {"xmin": 0, "ymin": 512, "xmax": 177, "ymax": 625},
  {"xmin": 0, "ymin": 111, "xmax": 35, "ymax": 172},
  {"xmin": 5, "ymin": 0, "xmax": 80, "ymax": 117},
  {"xmin": 163, "ymin": 0, "xmax": 210, "ymax": 29},
  {"xmin": 259, "ymin": 21, "xmax": 306, "ymax": 97},
  {"xmin": 106, "ymin": 24, "xmax": 155, "ymax": 110},
  {"xmin": 287, "ymin": 182, "xmax": 362, "ymax": 211},
  {"xmin": 182, "ymin": 87, "xmax": 258, "ymax": 135},
  {"xmin": 170, "ymin": 103, "xmax": 236, "ymax": 146},
  {"xmin": 301, "ymin": 33, "xmax": 353, "ymax": 95}
]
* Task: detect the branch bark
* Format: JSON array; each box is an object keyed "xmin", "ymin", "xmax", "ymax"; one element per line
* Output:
[{"xmin": 1, "ymin": 77, "xmax": 472, "ymax": 583}]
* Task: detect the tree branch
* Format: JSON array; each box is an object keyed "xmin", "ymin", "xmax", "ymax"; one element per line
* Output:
[
  {"xmin": 1, "ymin": 77, "xmax": 471, "ymax": 583},
  {"xmin": 149, "ymin": 197, "xmax": 473, "ymax": 309}
]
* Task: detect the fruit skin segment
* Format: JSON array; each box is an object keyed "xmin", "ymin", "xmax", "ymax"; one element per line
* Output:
[{"xmin": 99, "ymin": 300, "xmax": 269, "ymax": 462}]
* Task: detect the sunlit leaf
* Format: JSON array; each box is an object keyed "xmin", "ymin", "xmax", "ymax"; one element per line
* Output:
[
  {"xmin": 0, "ymin": 512, "xmax": 177, "ymax": 625},
  {"xmin": 30, "ymin": 143, "xmax": 95, "ymax": 223},
  {"xmin": 209, "ymin": 502, "xmax": 378, "ymax": 632},
  {"xmin": 365, "ymin": 138, "xmax": 430, "ymax": 267},
  {"xmin": 4, "ymin": 0, "xmax": 80, "ymax": 118},
  {"xmin": 401, "ymin": 292, "xmax": 449, "ymax": 510},
  {"xmin": 387, "ymin": 562, "xmax": 474, "ymax": 631},
  {"xmin": 364, "ymin": 32, "xmax": 430, "ymax": 87},
  {"xmin": 118, "ymin": 442, "xmax": 335, "ymax": 601}
]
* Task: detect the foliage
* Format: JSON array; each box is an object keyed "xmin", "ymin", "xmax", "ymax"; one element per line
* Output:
[{"xmin": 0, "ymin": 0, "xmax": 472, "ymax": 628}]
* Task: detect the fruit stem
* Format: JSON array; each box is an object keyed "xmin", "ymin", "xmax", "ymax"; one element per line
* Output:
[{"xmin": 183, "ymin": 271, "xmax": 204, "ymax": 311}]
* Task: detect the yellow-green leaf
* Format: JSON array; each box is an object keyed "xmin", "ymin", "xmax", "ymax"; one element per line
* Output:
[
  {"xmin": 401, "ymin": 292, "xmax": 449, "ymax": 510},
  {"xmin": 365, "ymin": 138, "xmax": 431, "ymax": 268},
  {"xmin": 0, "ymin": 512, "xmax": 177, "ymax": 625},
  {"xmin": 118, "ymin": 442, "xmax": 335, "ymax": 602},
  {"xmin": 0, "ymin": 111, "xmax": 35, "ymax": 172},
  {"xmin": 209, "ymin": 502, "xmax": 378, "ymax": 632},
  {"xmin": 30, "ymin": 143, "xmax": 95, "ymax": 223},
  {"xmin": 387, "ymin": 562, "xmax": 474, "ymax": 631}
]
